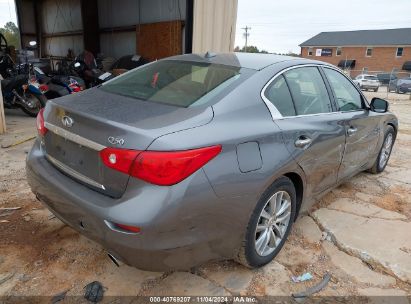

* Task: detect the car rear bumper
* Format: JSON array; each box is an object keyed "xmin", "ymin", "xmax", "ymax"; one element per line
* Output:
[
  {"xmin": 360, "ymin": 84, "xmax": 379, "ymax": 89},
  {"xmin": 26, "ymin": 140, "xmax": 248, "ymax": 271}
]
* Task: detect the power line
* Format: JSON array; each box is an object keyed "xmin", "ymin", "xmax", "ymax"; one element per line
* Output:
[{"xmin": 241, "ymin": 26, "xmax": 251, "ymax": 51}]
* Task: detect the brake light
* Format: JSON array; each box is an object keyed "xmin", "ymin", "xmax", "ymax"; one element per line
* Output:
[
  {"xmin": 130, "ymin": 145, "xmax": 222, "ymax": 186},
  {"xmin": 36, "ymin": 108, "xmax": 48, "ymax": 136},
  {"xmin": 99, "ymin": 145, "xmax": 222, "ymax": 186},
  {"xmin": 100, "ymin": 148, "xmax": 141, "ymax": 174}
]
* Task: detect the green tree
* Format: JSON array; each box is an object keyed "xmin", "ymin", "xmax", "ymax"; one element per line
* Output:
[
  {"xmin": 234, "ymin": 45, "xmax": 269, "ymax": 54},
  {"xmin": 0, "ymin": 21, "xmax": 20, "ymax": 49}
]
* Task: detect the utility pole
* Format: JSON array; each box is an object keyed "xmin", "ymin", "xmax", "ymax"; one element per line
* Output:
[{"xmin": 242, "ymin": 26, "xmax": 251, "ymax": 52}]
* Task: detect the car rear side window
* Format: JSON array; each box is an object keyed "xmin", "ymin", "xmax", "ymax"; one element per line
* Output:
[
  {"xmin": 283, "ymin": 67, "xmax": 333, "ymax": 115},
  {"xmin": 100, "ymin": 60, "xmax": 245, "ymax": 107},
  {"xmin": 264, "ymin": 75, "xmax": 296, "ymax": 117},
  {"xmin": 323, "ymin": 68, "xmax": 364, "ymax": 112}
]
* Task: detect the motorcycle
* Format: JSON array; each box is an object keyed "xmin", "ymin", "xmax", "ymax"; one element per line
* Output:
[
  {"xmin": 1, "ymin": 41, "xmax": 49, "ymax": 116},
  {"xmin": 33, "ymin": 65, "xmax": 85, "ymax": 98},
  {"xmin": 1, "ymin": 72, "xmax": 48, "ymax": 117},
  {"xmin": 71, "ymin": 51, "xmax": 115, "ymax": 88}
]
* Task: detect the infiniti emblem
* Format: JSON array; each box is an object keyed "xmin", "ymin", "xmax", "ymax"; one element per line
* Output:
[{"xmin": 62, "ymin": 116, "xmax": 74, "ymax": 128}]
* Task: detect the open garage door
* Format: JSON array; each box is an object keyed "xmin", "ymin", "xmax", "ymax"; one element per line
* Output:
[{"xmin": 15, "ymin": 0, "xmax": 238, "ymax": 69}]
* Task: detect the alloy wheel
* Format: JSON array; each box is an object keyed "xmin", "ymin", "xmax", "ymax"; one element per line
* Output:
[
  {"xmin": 379, "ymin": 133, "xmax": 393, "ymax": 169},
  {"xmin": 254, "ymin": 191, "xmax": 292, "ymax": 257}
]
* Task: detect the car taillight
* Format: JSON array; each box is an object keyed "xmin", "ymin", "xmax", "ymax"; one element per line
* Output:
[
  {"xmin": 100, "ymin": 148, "xmax": 141, "ymax": 174},
  {"xmin": 100, "ymin": 145, "xmax": 222, "ymax": 186},
  {"xmin": 36, "ymin": 108, "xmax": 48, "ymax": 136}
]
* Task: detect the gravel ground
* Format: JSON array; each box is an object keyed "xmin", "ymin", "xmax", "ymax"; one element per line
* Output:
[{"xmin": 0, "ymin": 90, "xmax": 410, "ymax": 302}]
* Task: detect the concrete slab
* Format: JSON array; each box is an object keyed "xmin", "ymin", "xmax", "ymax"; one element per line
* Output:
[
  {"xmin": 358, "ymin": 288, "xmax": 409, "ymax": 304},
  {"xmin": 322, "ymin": 241, "xmax": 396, "ymax": 287},
  {"xmin": 385, "ymin": 170, "xmax": 411, "ymax": 185},
  {"xmin": 313, "ymin": 208, "xmax": 411, "ymax": 284},
  {"xmin": 294, "ymin": 215, "xmax": 323, "ymax": 244},
  {"xmin": 327, "ymin": 198, "xmax": 407, "ymax": 220},
  {"xmin": 258, "ymin": 261, "xmax": 293, "ymax": 296},
  {"xmin": 145, "ymin": 272, "xmax": 230, "ymax": 296},
  {"xmin": 202, "ymin": 267, "xmax": 254, "ymax": 295}
]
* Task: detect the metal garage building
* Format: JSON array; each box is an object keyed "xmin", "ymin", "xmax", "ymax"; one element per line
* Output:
[
  {"xmin": 15, "ymin": 0, "xmax": 238, "ymax": 59},
  {"xmin": 0, "ymin": 0, "xmax": 238, "ymax": 134}
]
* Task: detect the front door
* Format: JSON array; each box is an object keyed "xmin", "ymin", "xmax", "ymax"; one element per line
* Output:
[{"xmin": 322, "ymin": 67, "xmax": 380, "ymax": 180}]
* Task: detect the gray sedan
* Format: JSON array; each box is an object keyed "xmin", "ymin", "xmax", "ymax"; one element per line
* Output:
[{"xmin": 26, "ymin": 53, "xmax": 397, "ymax": 271}]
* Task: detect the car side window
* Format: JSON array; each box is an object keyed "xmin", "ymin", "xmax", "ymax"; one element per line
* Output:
[
  {"xmin": 264, "ymin": 75, "xmax": 296, "ymax": 117},
  {"xmin": 283, "ymin": 67, "xmax": 333, "ymax": 115},
  {"xmin": 324, "ymin": 68, "xmax": 364, "ymax": 112}
]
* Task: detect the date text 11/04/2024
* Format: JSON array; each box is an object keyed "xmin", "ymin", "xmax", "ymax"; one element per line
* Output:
[{"xmin": 149, "ymin": 297, "xmax": 257, "ymax": 303}]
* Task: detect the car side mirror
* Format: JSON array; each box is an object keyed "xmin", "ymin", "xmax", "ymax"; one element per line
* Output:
[{"xmin": 370, "ymin": 97, "xmax": 389, "ymax": 113}]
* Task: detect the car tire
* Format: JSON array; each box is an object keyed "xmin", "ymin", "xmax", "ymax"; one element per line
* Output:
[
  {"xmin": 369, "ymin": 126, "xmax": 396, "ymax": 174},
  {"xmin": 374, "ymin": 88, "xmax": 378, "ymax": 92},
  {"xmin": 236, "ymin": 176, "xmax": 296, "ymax": 268}
]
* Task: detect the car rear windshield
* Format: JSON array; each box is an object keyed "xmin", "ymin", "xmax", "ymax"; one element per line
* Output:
[
  {"xmin": 365, "ymin": 76, "xmax": 378, "ymax": 80},
  {"xmin": 100, "ymin": 60, "xmax": 245, "ymax": 107}
]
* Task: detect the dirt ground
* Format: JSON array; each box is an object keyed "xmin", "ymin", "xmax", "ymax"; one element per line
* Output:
[{"xmin": 0, "ymin": 89, "xmax": 410, "ymax": 302}]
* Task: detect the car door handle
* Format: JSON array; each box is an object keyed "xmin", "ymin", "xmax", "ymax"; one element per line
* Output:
[
  {"xmin": 294, "ymin": 136, "xmax": 312, "ymax": 149},
  {"xmin": 347, "ymin": 127, "xmax": 358, "ymax": 136}
]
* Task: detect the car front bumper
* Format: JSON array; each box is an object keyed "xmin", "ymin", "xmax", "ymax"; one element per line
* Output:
[{"xmin": 26, "ymin": 140, "xmax": 250, "ymax": 271}]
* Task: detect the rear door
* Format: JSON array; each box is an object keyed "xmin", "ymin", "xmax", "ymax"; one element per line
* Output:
[
  {"xmin": 322, "ymin": 67, "xmax": 380, "ymax": 180},
  {"xmin": 264, "ymin": 66, "xmax": 346, "ymax": 197}
]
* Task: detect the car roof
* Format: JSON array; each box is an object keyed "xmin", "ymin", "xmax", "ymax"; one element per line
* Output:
[
  {"xmin": 359, "ymin": 74, "xmax": 377, "ymax": 77},
  {"xmin": 166, "ymin": 52, "xmax": 322, "ymax": 71}
]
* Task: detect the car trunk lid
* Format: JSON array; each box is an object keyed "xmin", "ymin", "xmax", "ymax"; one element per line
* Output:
[{"xmin": 42, "ymin": 88, "xmax": 213, "ymax": 198}]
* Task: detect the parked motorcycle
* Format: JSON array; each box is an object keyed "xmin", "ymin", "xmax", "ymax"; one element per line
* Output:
[
  {"xmin": 1, "ymin": 73, "xmax": 47, "ymax": 117},
  {"xmin": 71, "ymin": 51, "xmax": 115, "ymax": 88},
  {"xmin": 33, "ymin": 65, "xmax": 85, "ymax": 98},
  {"xmin": 1, "ymin": 41, "xmax": 48, "ymax": 117}
]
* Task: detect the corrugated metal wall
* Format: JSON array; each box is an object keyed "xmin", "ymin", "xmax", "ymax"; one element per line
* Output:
[
  {"xmin": 98, "ymin": 0, "xmax": 186, "ymax": 58},
  {"xmin": 16, "ymin": 0, "xmax": 238, "ymax": 59},
  {"xmin": 41, "ymin": 0, "xmax": 84, "ymax": 56},
  {"xmin": 192, "ymin": 0, "xmax": 238, "ymax": 53}
]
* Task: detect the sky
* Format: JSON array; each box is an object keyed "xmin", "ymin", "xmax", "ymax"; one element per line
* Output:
[
  {"xmin": 1, "ymin": 0, "xmax": 411, "ymax": 55},
  {"xmin": 235, "ymin": 0, "xmax": 411, "ymax": 54},
  {"xmin": 0, "ymin": 0, "xmax": 16, "ymax": 27}
]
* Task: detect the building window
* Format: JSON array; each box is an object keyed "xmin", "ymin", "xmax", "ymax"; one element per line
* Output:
[
  {"xmin": 366, "ymin": 47, "xmax": 373, "ymax": 57},
  {"xmin": 396, "ymin": 47, "xmax": 404, "ymax": 57},
  {"xmin": 308, "ymin": 48, "xmax": 313, "ymax": 56},
  {"xmin": 336, "ymin": 47, "xmax": 342, "ymax": 56}
]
